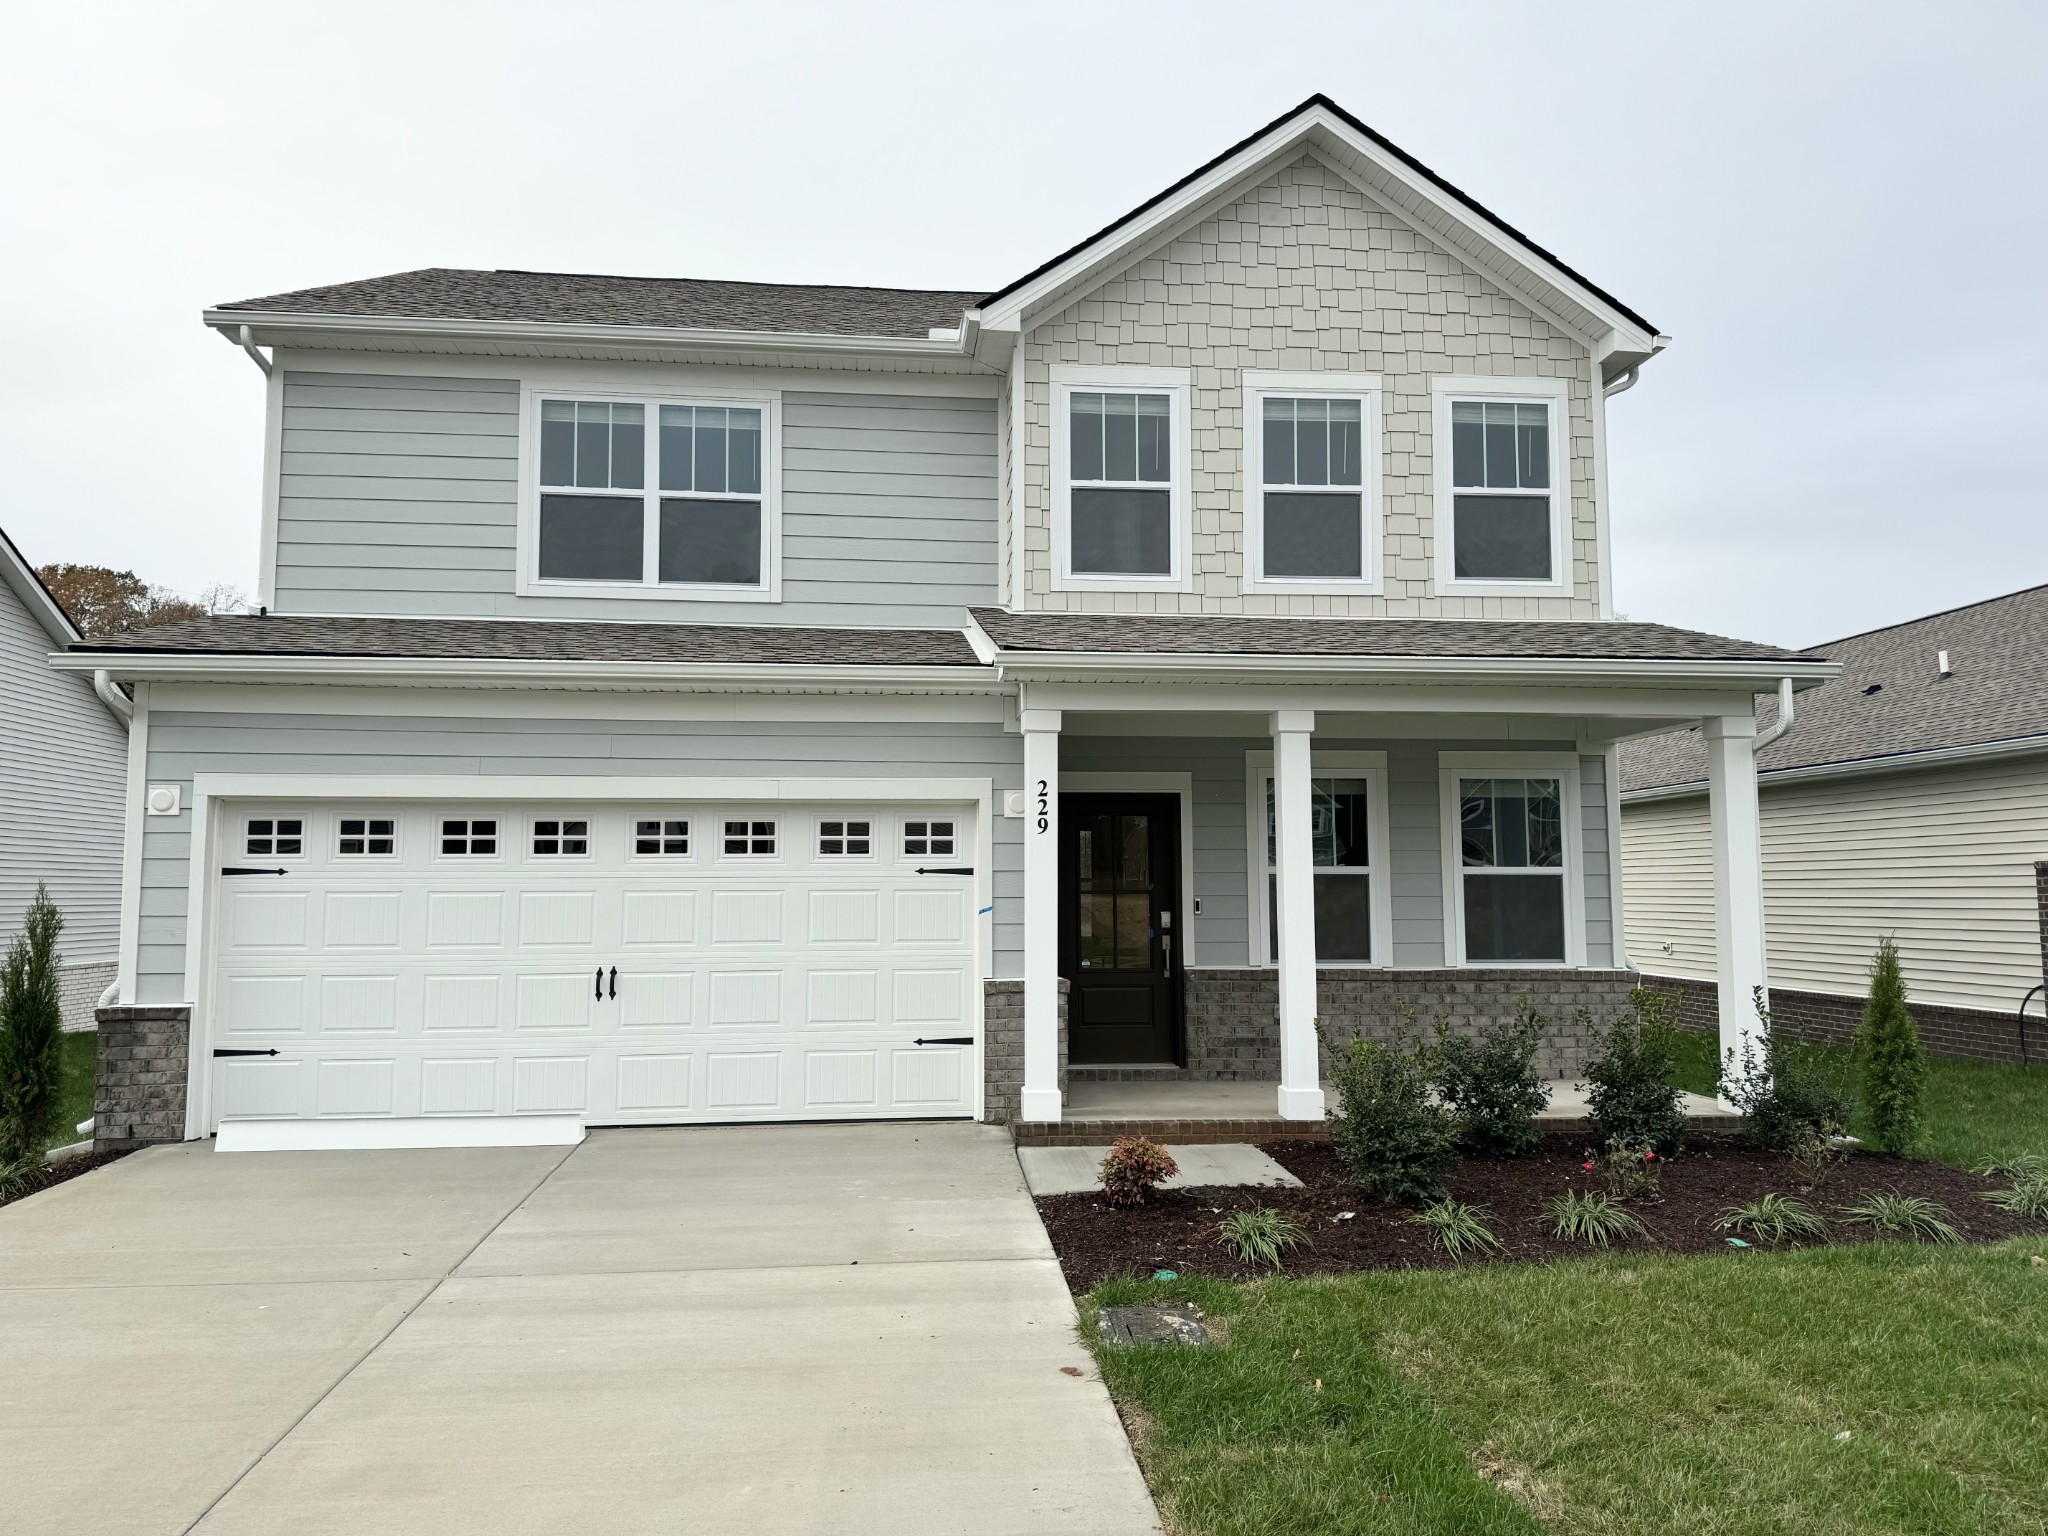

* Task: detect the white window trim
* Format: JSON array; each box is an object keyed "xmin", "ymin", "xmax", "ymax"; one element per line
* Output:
[
  {"xmin": 527, "ymin": 814, "xmax": 593, "ymax": 860},
  {"xmin": 815, "ymin": 815, "xmax": 877, "ymax": 860},
  {"xmin": 1437, "ymin": 751, "xmax": 1585, "ymax": 968},
  {"xmin": 334, "ymin": 812, "xmax": 399, "ymax": 859},
  {"xmin": 717, "ymin": 813, "xmax": 782, "ymax": 861},
  {"xmin": 433, "ymin": 815, "xmax": 504, "ymax": 862},
  {"xmin": 1240, "ymin": 370, "xmax": 1384, "ymax": 595},
  {"xmin": 899, "ymin": 813, "xmax": 961, "ymax": 862},
  {"xmin": 243, "ymin": 813, "xmax": 307, "ymax": 860},
  {"xmin": 630, "ymin": 814, "xmax": 694, "ymax": 859},
  {"xmin": 1429, "ymin": 374, "xmax": 1573, "ymax": 599},
  {"xmin": 1243, "ymin": 750, "xmax": 1392, "ymax": 969},
  {"xmin": 516, "ymin": 384, "xmax": 783, "ymax": 603},
  {"xmin": 1049, "ymin": 363, "xmax": 1193, "ymax": 592}
]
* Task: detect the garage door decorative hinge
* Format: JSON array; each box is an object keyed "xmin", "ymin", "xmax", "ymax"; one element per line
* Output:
[
  {"xmin": 913, "ymin": 867, "xmax": 974, "ymax": 876},
  {"xmin": 912, "ymin": 1037, "xmax": 974, "ymax": 1046},
  {"xmin": 220, "ymin": 866, "xmax": 289, "ymax": 876},
  {"xmin": 211, "ymin": 1048, "xmax": 280, "ymax": 1058}
]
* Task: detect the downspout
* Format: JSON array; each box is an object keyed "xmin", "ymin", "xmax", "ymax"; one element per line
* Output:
[
  {"xmin": 1753, "ymin": 676, "xmax": 1796, "ymax": 752},
  {"xmin": 93, "ymin": 668, "xmax": 133, "ymax": 725},
  {"xmin": 1602, "ymin": 364, "xmax": 1640, "ymax": 398},
  {"xmin": 236, "ymin": 324, "xmax": 273, "ymax": 377}
]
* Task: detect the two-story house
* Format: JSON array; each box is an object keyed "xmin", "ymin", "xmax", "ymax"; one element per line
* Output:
[{"xmin": 66, "ymin": 97, "xmax": 1837, "ymax": 1151}]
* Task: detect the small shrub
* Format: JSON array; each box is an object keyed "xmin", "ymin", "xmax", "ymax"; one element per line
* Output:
[
  {"xmin": 1973, "ymin": 1152, "xmax": 2048, "ymax": 1181},
  {"xmin": 1408, "ymin": 1198, "xmax": 1501, "ymax": 1259},
  {"xmin": 1583, "ymin": 1137, "xmax": 1663, "ymax": 1203},
  {"xmin": 1857, "ymin": 938, "xmax": 1927, "ymax": 1155},
  {"xmin": 1216, "ymin": 1207, "xmax": 1309, "ymax": 1269},
  {"xmin": 1786, "ymin": 1120, "xmax": 1851, "ymax": 1190},
  {"xmin": 1582, "ymin": 990, "xmax": 1688, "ymax": 1155},
  {"xmin": 1720, "ymin": 994, "xmax": 1858, "ymax": 1152},
  {"xmin": 1716, "ymin": 1193, "xmax": 1829, "ymax": 1244},
  {"xmin": 1838, "ymin": 1190, "xmax": 1962, "ymax": 1244},
  {"xmin": 1978, "ymin": 1177, "xmax": 2048, "ymax": 1222},
  {"xmin": 1099, "ymin": 1136, "xmax": 1178, "ymax": 1207},
  {"xmin": 0, "ymin": 885, "xmax": 66, "ymax": 1164},
  {"xmin": 1546, "ymin": 1189, "xmax": 1644, "ymax": 1247},
  {"xmin": 1434, "ymin": 1003, "xmax": 1550, "ymax": 1156},
  {"xmin": 1321, "ymin": 1025, "xmax": 1459, "ymax": 1206},
  {"xmin": 0, "ymin": 1150, "xmax": 43, "ymax": 1203}
]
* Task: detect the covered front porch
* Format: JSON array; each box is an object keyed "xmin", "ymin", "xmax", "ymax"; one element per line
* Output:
[{"xmin": 979, "ymin": 610, "xmax": 1839, "ymax": 1127}]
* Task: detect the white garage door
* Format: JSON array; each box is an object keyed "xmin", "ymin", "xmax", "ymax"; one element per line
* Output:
[{"xmin": 203, "ymin": 800, "xmax": 980, "ymax": 1130}]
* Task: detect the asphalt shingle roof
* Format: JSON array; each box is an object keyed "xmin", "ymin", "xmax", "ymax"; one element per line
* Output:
[
  {"xmin": 1620, "ymin": 583, "xmax": 2048, "ymax": 792},
  {"xmin": 72, "ymin": 614, "xmax": 981, "ymax": 667},
  {"xmin": 969, "ymin": 609, "xmax": 1813, "ymax": 663},
  {"xmin": 214, "ymin": 269, "xmax": 985, "ymax": 339}
]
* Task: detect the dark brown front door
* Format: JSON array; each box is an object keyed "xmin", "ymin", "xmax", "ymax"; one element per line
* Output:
[{"xmin": 1060, "ymin": 794, "xmax": 1181, "ymax": 1065}]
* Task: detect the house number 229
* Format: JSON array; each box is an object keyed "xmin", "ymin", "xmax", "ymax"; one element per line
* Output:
[{"xmin": 1035, "ymin": 779, "xmax": 1049, "ymax": 834}]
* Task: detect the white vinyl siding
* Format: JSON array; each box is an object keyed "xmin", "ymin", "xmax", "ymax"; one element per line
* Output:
[
  {"xmin": 1620, "ymin": 756, "xmax": 2048, "ymax": 1015},
  {"xmin": 272, "ymin": 375, "xmax": 997, "ymax": 626},
  {"xmin": 0, "ymin": 577, "xmax": 125, "ymax": 962}
]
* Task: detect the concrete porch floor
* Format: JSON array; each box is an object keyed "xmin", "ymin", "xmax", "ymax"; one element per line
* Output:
[{"xmin": 1058, "ymin": 1078, "xmax": 1731, "ymax": 1123}]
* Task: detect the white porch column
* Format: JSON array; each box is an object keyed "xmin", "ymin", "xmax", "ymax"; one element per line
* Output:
[
  {"xmin": 1270, "ymin": 710, "xmax": 1325, "ymax": 1120},
  {"xmin": 1020, "ymin": 708, "xmax": 1062, "ymax": 1122},
  {"xmin": 1704, "ymin": 713, "xmax": 1769, "ymax": 1092}
]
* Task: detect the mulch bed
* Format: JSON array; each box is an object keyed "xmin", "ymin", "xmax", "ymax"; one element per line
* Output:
[
  {"xmin": 1036, "ymin": 1132, "xmax": 2041, "ymax": 1291},
  {"xmin": 0, "ymin": 1146, "xmax": 132, "ymax": 1211}
]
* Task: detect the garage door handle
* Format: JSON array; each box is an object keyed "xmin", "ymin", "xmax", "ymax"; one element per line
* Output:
[
  {"xmin": 594, "ymin": 967, "xmax": 604, "ymax": 1000},
  {"xmin": 914, "ymin": 867, "xmax": 974, "ymax": 876},
  {"xmin": 220, "ymin": 866, "xmax": 288, "ymax": 876},
  {"xmin": 913, "ymin": 1036, "xmax": 974, "ymax": 1046},
  {"xmin": 609, "ymin": 966, "xmax": 617, "ymax": 999},
  {"xmin": 212, "ymin": 1048, "xmax": 279, "ymax": 1058}
]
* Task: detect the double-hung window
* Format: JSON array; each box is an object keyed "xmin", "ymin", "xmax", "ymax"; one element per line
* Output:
[
  {"xmin": 1440, "ymin": 755, "xmax": 1581, "ymax": 965},
  {"xmin": 528, "ymin": 391, "xmax": 775, "ymax": 598},
  {"xmin": 1250, "ymin": 755, "xmax": 1388, "ymax": 967},
  {"xmin": 1431, "ymin": 377, "xmax": 1569, "ymax": 596},
  {"xmin": 1053, "ymin": 368, "xmax": 1189, "ymax": 588},
  {"xmin": 1243, "ymin": 373, "xmax": 1381, "ymax": 592}
]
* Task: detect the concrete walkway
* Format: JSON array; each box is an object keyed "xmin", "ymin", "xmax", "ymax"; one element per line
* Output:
[{"xmin": 0, "ymin": 1125, "xmax": 1159, "ymax": 1536}]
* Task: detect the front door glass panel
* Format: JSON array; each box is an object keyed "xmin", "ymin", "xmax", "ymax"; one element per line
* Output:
[{"xmin": 1077, "ymin": 812, "xmax": 1153, "ymax": 970}]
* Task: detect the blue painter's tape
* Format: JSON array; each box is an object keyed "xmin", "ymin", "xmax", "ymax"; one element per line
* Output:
[{"xmin": 978, "ymin": 905, "xmax": 994, "ymax": 915}]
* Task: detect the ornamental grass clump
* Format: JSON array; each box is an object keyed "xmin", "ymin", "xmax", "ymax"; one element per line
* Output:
[
  {"xmin": 1720, "ymin": 993, "xmax": 1857, "ymax": 1153},
  {"xmin": 0, "ymin": 885, "xmax": 66, "ymax": 1165},
  {"xmin": 1433, "ymin": 1003, "xmax": 1550, "ymax": 1156},
  {"xmin": 1546, "ymin": 1189, "xmax": 1645, "ymax": 1247},
  {"xmin": 1321, "ymin": 1024, "xmax": 1459, "ymax": 1206},
  {"xmin": 1716, "ymin": 1193, "xmax": 1829, "ymax": 1245},
  {"xmin": 1583, "ymin": 989, "xmax": 1688, "ymax": 1156},
  {"xmin": 1409, "ymin": 1198, "xmax": 1502, "ymax": 1259},
  {"xmin": 1216, "ymin": 1207, "xmax": 1309, "ymax": 1270},
  {"xmin": 1857, "ymin": 938, "xmax": 1928, "ymax": 1155},
  {"xmin": 1978, "ymin": 1174, "xmax": 2048, "ymax": 1222},
  {"xmin": 1099, "ymin": 1136, "xmax": 1178, "ymax": 1207},
  {"xmin": 1838, "ymin": 1190, "xmax": 1963, "ymax": 1244}
]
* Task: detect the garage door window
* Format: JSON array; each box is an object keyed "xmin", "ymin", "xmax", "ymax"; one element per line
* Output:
[
  {"xmin": 532, "ymin": 818, "xmax": 590, "ymax": 856},
  {"xmin": 724, "ymin": 820, "xmax": 776, "ymax": 855},
  {"xmin": 336, "ymin": 817, "xmax": 395, "ymax": 856},
  {"xmin": 633, "ymin": 818, "xmax": 690, "ymax": 855},
  {"xmin": 818, "ymin": 820, "xmax": 871, "ymax": 856},
  {"xmin": 245, "ymin": 818, "xmax": 303, "ymax": 857},
  {"xmin": 903, "ymin": 820, "xmax": 954, "ymax": 856},
  {"xmin": 440, "ymin": 819, "xmax": 498, "ymax": 856}
]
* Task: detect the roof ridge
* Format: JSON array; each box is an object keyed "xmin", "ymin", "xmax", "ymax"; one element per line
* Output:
[{"xmin": 1815, "ymin": 579, "xmax": 2048, "ymax": 650}]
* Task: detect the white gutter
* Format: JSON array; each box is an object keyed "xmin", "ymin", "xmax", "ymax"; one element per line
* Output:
[
  {"xmin": 990, "ymin": 650, "xmax": 1839, "ymax": 686},
  {"xmin": 1620, "ymin": 730, "xmax": 2048, "ymax": 804},
  {"xmin": 92, "ymin": 668, "xmax": 134, "ymax": 725},
  {"xmin": 206, "ymin": 309, "xmax": 986, "ymax": 365}
]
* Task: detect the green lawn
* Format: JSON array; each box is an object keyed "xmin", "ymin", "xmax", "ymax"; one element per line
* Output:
[
  {"xmin": 1667, "ymin": 1030, "xmax": 2048, "ymax": 1169},
  {"xmin": 1090, "ymin": 1242, "xmax": 2048, "ymax": 1536},
  {"xmin": 46, "ymin": 1030, "xmax": 95, "ymax": 1154}
]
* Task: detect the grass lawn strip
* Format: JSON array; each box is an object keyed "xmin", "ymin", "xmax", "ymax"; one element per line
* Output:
[{"xmin": 1089, "ymin": 1241, "xmax": 2048, "ymax": 1536}]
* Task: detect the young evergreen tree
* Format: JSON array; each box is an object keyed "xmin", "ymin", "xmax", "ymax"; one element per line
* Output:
[
  {"xmin": 1857, "ymin": 936, "xmax": 1927, "ymax": 1155},
  {"xmin": 0, "ymin": 884, "xmax": 66, "ymax": 1163}
]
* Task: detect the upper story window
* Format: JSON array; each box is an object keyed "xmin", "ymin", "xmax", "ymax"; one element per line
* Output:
[
  {"xmin": 1051, "ymin": 367, "xmax": 1190, "ymax": 590},
  {"xmin": 1431, "ymin": 377, "xmax": 1570, "ymax": 598},
  {"xmin": 1242, "ymin": 373, "xmax": 1382, "ymax": 593},
  {"xmin": 524, "ymin": 390, "xmax": 778, "ymax": 602}
]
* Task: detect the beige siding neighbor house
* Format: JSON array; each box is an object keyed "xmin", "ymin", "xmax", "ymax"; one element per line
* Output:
[{"xmin": 1621, "ymin": 583, "xmax": 2048, "ymax": 1060}]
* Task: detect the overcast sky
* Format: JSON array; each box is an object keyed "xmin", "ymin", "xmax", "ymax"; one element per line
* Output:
[{"xmin": 2, "ymin": 2, "xmax": 2041, "ymax": 648}]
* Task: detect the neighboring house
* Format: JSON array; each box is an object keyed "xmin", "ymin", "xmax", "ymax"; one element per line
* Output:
[
  {"xmin": 64, "ymin": 95, "xmax": 1837, "ymax": 1152},
  {"xmin": 1621, "ymin": 583, "xmax": 2048, "ymax": 1062},
  {"xmin": 0, "ymin": 524, "xmax": 130, "ymax": 1029}
]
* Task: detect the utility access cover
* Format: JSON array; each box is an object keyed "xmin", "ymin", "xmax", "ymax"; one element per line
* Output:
[{"xmin": 1097, "ymin": 1304, "xmax": 1209, "ymax": 1346}]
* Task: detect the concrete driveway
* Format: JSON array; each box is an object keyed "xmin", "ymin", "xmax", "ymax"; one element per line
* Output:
[{"xmin": 1, "ymin": 1123, "xmax": 1158, "ymax": 1535}]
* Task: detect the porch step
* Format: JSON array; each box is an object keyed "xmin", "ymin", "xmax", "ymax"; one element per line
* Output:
[
  {"xmin": 1064, "ymin": 1065, "xmax": 1188, "ymax": 1083},
  {"xmin": 1012, "ymin": 1116, "xmax": 1329, "ymax": 1148}
]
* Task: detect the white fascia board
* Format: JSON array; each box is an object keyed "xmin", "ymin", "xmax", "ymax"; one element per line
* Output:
[
  {"xmin": 1619, "ymin": 731, "xmax": 2048, "ymax": 804},
  {"xmin": 976, "ymin": 104, "xmax": 1661, "ymax": 360},
  {"xmin": 990, "ymin": 651, "xmax": 1841, "ymax": 688},
  {"xmin": 50, "ymin": 651, "xmax": 1005, "ymax": 693},
  {"xmin": 0, "ymin": 533, "xmax": 82, "ymax": 646},
  {"xmin": 205, "ymin": 309, "xmax": 981, "ymax": 366}
]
